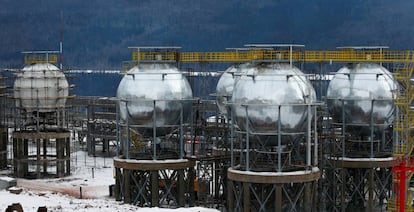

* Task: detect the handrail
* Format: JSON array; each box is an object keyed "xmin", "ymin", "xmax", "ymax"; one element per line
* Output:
[{"xmin": 131, "ymin": 49, "xmax": 414, "ymax": 63}]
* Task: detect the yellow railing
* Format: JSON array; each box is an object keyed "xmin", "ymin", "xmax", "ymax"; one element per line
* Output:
[
  {"xmin": 131, "ymin": 49, "xmax": 414, "ymax": 63},
  {"xmin": 388, "ymin": 171, "xmax": 414, "ymax": 211},
  {"xmin": 24, "ymin": 54, "xmax": 58, "ymax": 64},
  {"xmin": 393, "ymin": 138, "xmax": 414, "ymax": 157},
  {"xmin": 387, "ymin": 200, "xmax": 414, "ymax": 212},
  {"xmin": 394, "ymin": 117, "xmax": 414, "ymax": 131},
  {"xmin": 390, "ymin": 52, "xmax": 414, "ymax": 211},
  {"xmin": 131, "ymin": 51, "xmax": 178, "ymax": 61}
]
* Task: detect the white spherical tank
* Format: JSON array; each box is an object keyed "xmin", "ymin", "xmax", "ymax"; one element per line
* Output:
[
  {"xmin": 14, "ymin": 63, "xmax": 69, "ymax": 112},
  {"xmin": 231, "ymin": 63, "xmax": 316, "ymax": 134},
  {"xmin": 116, "ymin": 63, "xmax": 193, "ymax": 135},
  {"xmin": 216, "ymin": 63, "xmax": 250, "ymax": 116},
  {"xmin": 326, "ymin": 63, "xmax": 398, "ymax": 131}
]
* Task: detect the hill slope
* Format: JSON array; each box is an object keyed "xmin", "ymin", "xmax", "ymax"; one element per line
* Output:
[{"xmin": 1, "ymin": 0, "xmax": 413, "ymax": 69}]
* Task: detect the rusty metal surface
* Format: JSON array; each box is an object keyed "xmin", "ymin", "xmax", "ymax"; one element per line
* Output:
[
  {"xmin": 114, "ymin": 157, "xmax": 195, "ymax": 170},
  {"xmin": 328, "ymin": 157, "xmax": 395, "ymax": 168},
  {"xmin": 227, "ymin": 167, "xmax": 320, "ymax": 184},
  {"xmin": 12, "ymin": 131, "xmax": 70, "ymax": 139}
]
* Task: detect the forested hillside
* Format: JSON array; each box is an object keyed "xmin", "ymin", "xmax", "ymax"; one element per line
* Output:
[{"xmin": 1, "ymin": 0, "xmax": 413, "ymax": 69}]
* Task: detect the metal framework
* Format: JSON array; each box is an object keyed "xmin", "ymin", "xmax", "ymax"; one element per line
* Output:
[
  {"xmin": 114, "ymin": 158, "xmax": 195, "ymax": 207},
  {"xmin": 132, "ymin": 46, "xmax": 414, "ymax": 210},
  {"xmin": 68, "ymin": 96, "xmax": 117, "ymax": 157},
  {"xmin": 132, "ymin": 47, "xmax": 413, "ymax": 63},
  {"xmin": 22, "ymin": 51, "xmax": 59, "ymax": 64},
  {"xmin": 388, "ymin": 53, "xmax": 414, "ymax": 212},
  {"xmin": 321, "ymin": 75, "xmax": 396, "ymax": 211},
  {"xmin": 9, "ymin": 51, "xmax": 73, "ymax": 178},
  {"xmin": 114, "ymin": 95, "xmax": 197, "ymax": 207},
  {"xmin": 225, "ymin": 100, "xmax": 321, "ymax": 211},
  {"xmin": 11, "ymin": 96, "xmax": 72, "ymax": 178},
  {"xmin": 192, "ymin": 100, "xmax": 230, "ymax": 209},
  {"xmin": 0, "ymin": 73, "xmax": 9, "ymax": 169}
]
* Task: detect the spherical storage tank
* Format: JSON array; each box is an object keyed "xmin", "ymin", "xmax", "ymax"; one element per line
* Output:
[
  {"xmin": 231, "ymin": 63, "xmax": 316, "ymax": 136},
  {"xmin": 116, "ymin": 63, "xmax": 193, "ymax": 135},
  {"xmin": 14, "ymin": 63, "xmax": 69, "ymax": 112},
  {"xmin": 216, "ymin": 63, "xmax": 249, "ymax": 116},
  {"xmin": 326, "ymin": 63, "xmax": 398, "ymax": 132}
]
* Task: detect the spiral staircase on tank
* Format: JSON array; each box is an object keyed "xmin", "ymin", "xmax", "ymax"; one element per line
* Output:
[{"xmin": 387, "ymin": 52, "xmax": 414, "ymax": 212}]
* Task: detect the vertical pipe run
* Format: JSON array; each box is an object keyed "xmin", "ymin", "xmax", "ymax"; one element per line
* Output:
[
  {"xmin": 313, "ymin": 106, "xmax": 318, "ymax": 166},
  {"xmin": 277, "ymin": 105, "xmax": 282, "ymax": 172},
  {"xmin": 153, "ymin": 100, "xmax": 157, "ymax": 160},
  {"xmin": 116, "ymin": 100, "xmax": 120, "ymax": 157},
  {"xmin": 36, "ymin": 138, "xmax": 40, "ymax": 178},
  {"xmin": 341, "ymin": 99, "xmax": 346, "ymax": 211},
  {"xmin": 231, "ymin": 104, "xmax": 235, "ymax": 168},
  {"xmin": 394, "ymin": 103, "xmax": 399, "ymax": 154},
  {"xmin": 36, "ymin": 90, "xmax": 40, "ymax": 133},
  {"xmin": 125, "ymin": 102, "xmax": 130, "ymax": 159},
  {"xmin": 190, "ymin": 100, "xmax": 195, "ymax": 156},
  {"xmin": 60, "ymin": 38, "xmax": 63, "ymax": 70},
  {"xmin": 43, "ymin": 138, "xmax": 48, "ymax": 174},
  {"xmin": 289, "ymin": 45, "xmax": 293, "ymax": 68},
  {"xmin": 400, "ymin": 166, "xmax": 406, "ymax": 212},
  {"xmin": 62, "ymin": 109, "xmax": 66, "ymax": 128},
  {"xmin": 179, "ymin": 101, "xmax": 184, "ymax": 159},
  {"xmin": 370, "ymin": 100, "xmax": 374, "ymax": 158},
  {"xmin": 307, "ymin": 103, "xmax": 311, "ymax": 167},
  {"xmin": 245, "ymin": 105, "xmax": 249, "ymax": 171},
  {"xmin": 66, "ymin": 137, "xmax": 70, "ymax": 174},
  {"xmin": 341, "ymin": 99, "xmax": 345, "ymax": 157},
  {"xmin": 381, "ymin": 128, "xmax": 386, "ymax": 152}
]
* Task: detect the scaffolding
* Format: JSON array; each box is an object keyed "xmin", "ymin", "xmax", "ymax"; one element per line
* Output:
[
  {"xmin": 0, "ymin": 72, "xmax": 9, "ymax": 169},
  {"xmin": 388, "ymin": 53, "xmax": 414, "ymax": 212}
]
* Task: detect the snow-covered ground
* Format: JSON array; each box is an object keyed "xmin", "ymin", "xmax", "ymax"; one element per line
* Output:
[{"xmin": 0, "ymin": 151, "xmax": 219, "ymax": 212}]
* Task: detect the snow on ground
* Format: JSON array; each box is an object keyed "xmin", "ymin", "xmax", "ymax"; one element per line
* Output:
[{"xmin": 0, "ymin": 151, "xmax": 219, "ymax": 212}]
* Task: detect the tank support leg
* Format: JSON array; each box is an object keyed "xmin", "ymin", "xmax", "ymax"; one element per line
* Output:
[
  {"xmin": 151, "ymin": 170, "xmax": 159, "ymax": 207},
  {"xmin": 178, "ymin": 170, "xmax": 185, "ymax": 207},
  {"xmin": 124, "ymin": 169, "xmax": 130, "ymax": 203},
  {"xmin": 243, "ymin": 182, "xmax": 250, "ymax": 212},
  {"xmin": 228, "ymin": 180, "xmax": 234, "ymax": 212},
  {"xmin": 276, "ymin": 184, "xmax": 282, "ymax": 212}
]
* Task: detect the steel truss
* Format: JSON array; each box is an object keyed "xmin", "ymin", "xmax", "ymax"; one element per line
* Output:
[
  {"xmin": 320, "ymin": 96, "xmax": 394, "ymax": 211},
  {"xmin": 321, "ymin": 165, "xmax": 392, "ymax": 211},
  {"xmin": 228, "ymin": 180, "xmax": 318, "ymax": 212},
  {"xmin": 114, "ymin": 166, "xmax": 195, "ymax": 207}
]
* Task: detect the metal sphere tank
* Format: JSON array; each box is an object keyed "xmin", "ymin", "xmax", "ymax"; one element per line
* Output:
[
  {"xmin": 14, "ymin": 63, "xmax": 69, "ymax": 112},
  {"xmin": 216, "ymin": 63, "xmax": 249, "ymax": 116},
  {"xmin": 231, "ymin": 63, "xmax": 316, "ymax": 134},
  {"xmin": 326, "ymin": 63, "xmax": 398, "ymax": 131},
  {"xmin": 116, "ymin": 63, "xmax": 193, "ymax": 135}
]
